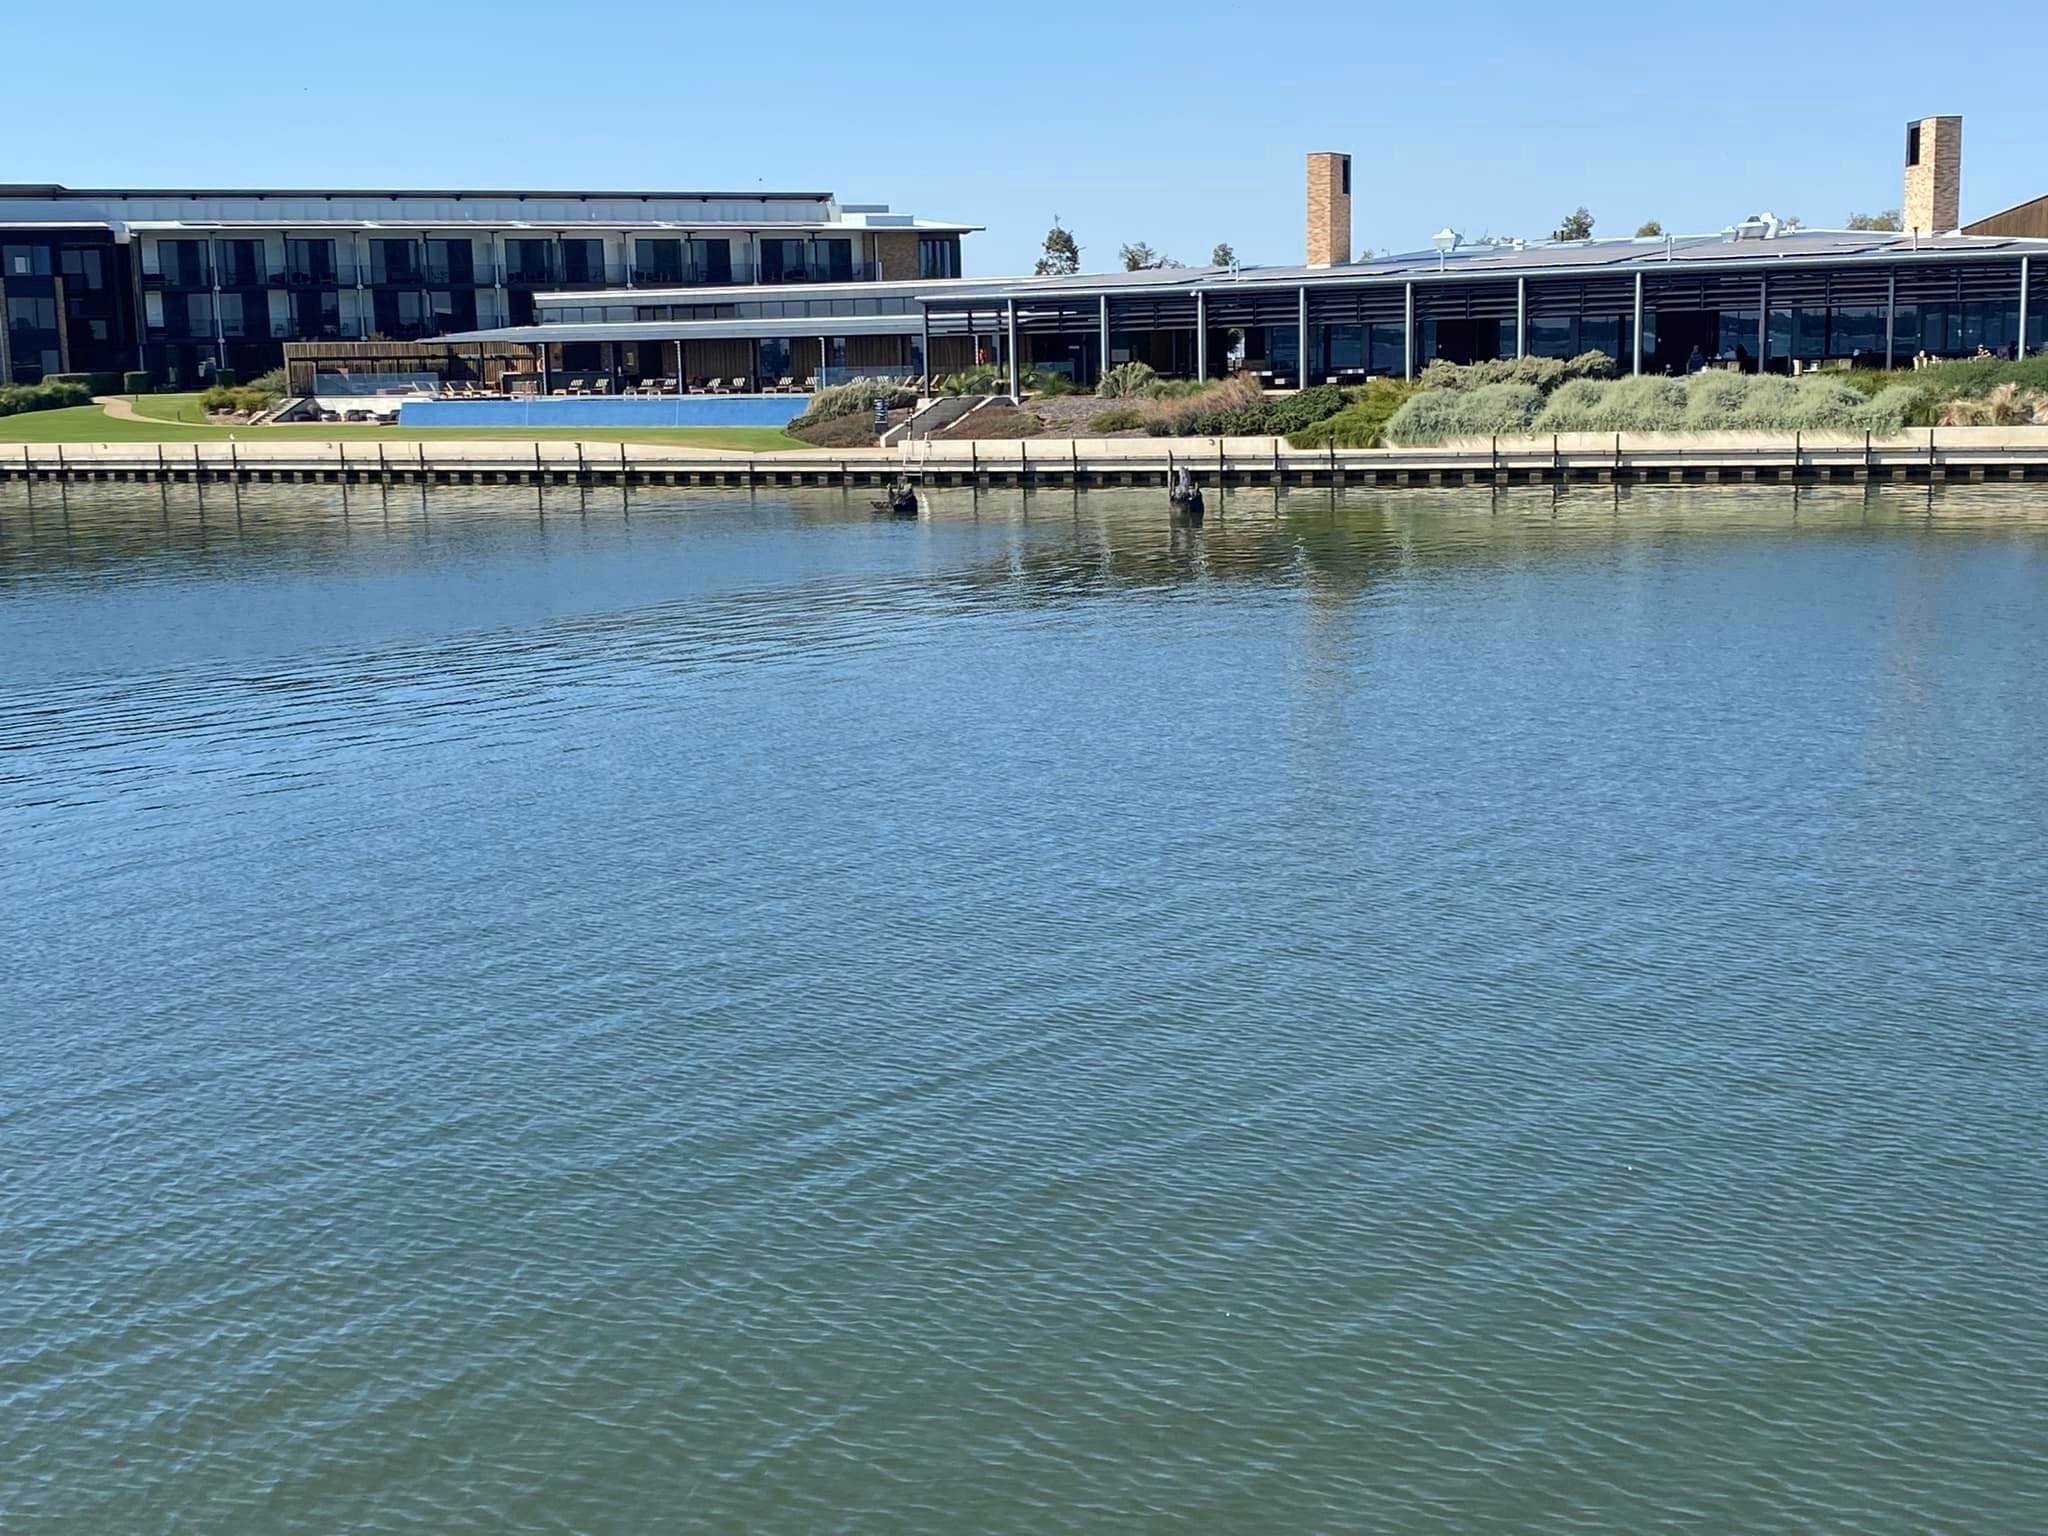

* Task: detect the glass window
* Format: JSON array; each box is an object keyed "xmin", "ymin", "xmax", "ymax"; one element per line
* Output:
[
  {"xmin": 1718, "ymin": 309, "xmax": 1758, "ymax": 366},
  {"xmin": 4, "ymin": 244, "xmax": 52, "ymax": 277},
  {"xmin": 370, "ymin": 239, "xmax": 420, "ymax": 283},
  {"xmin": 918, "ymin": 237, "xmax": 959, "ymax": 280},
  {"xmin": 217, "ymin": 292, "xmax": 247, "ymax": 337},
  {"xmin": 1527, "ymin": 314, "xmax": 1575, "ymax": 358},
  {"xmin": 558, "ymin": 239, "xmax": 602, "ymax": 284},
  {"xmin": 427, "ymin": 239, "xmax": 477, "ymax": 285},
  {"xmin": 635, "ymin": 239, "xmax": 684, "ymax": 283},
  {"xmin": 1830, "ymin": 305, "xmax": 1884, "ymax": 357},
  {"xmin": 6, "ymin": 294, "xmax": 59, "ymax": 331},
  {"xmin": 817, "ymin": 238, "xmax": 853, "ymax": 282},
  {"xmin": 757, "ymin": 337, "xmax": 791, "ymax": 383},
  {"xmin": 218, "ymin": 239, "xmax": 265, "ymax": 287},
  {"xmin": 60, "ymin": 248, "xmax": 105, "ymax": 288},
  {"xmin": 287, "ymin": 238, "xmax": 338, "ymax": 283}
]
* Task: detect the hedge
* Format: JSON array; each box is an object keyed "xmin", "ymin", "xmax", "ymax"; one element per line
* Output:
[
  {"xmin": 1388, "ymin": 369, "xmax": 1928, "ymax": 444},
  {"xmin": 0, "ymin": 379, "xmax": 93, "ymax": 417},
  {"xmin": 48, "ymin": 371, "xmax": 121, "ymax": 396},
  {"xmin": 122, "ymin": 370, "xmax": 154, "ymax": 395}
]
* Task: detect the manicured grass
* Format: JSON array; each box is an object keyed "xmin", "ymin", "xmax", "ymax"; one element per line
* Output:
[{"xmin": 0, "ymin": 395, "xmax": 808, "ymax": 453}]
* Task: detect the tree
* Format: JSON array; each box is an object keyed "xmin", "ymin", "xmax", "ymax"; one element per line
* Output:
[
  {"xmin": 1847, "ymin": 209, "xmax": 1903, "ymax": 231},
  {"xmin": 1635, "ymin": 219, "xmax": 1664, "ymax": 238},
  {"xmin": 1119, "ymin": 241, "xmax": 1184, "ymax": 271},
  {"xmin": 1211, "ymin": 241, "xmax": 1236, "ymax": 268},
  {"xmin": 1553, "ymin": 207, "xmax": 1595, "ymax": 242},
  {"xmin": 1034, "ymin": 219, "xmax": 1080, "ymax": 276}
]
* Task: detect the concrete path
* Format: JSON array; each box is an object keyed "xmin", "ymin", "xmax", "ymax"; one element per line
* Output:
[{"xmin": 91, "ymin": 395, "xmax": 149, "ymax": 421}]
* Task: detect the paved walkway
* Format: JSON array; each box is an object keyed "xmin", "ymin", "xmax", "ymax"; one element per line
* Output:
[{"xmin": 91, "ymin": 395, "xmax": 149, "ymax": 421}]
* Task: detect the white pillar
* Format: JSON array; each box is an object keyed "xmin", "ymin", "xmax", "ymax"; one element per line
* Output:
[
  {"xmin": 2020, "ymin": 256, "xmax": 2031, "ymax": 359},
  {"xmin": 1005, "ymin": 298, "xmax": 1019, "ymax": 398},
  {"xmin": 1757, "ymin": 276, "xmax": 1768, "ymax": 373},
  {"xmin": 1297, "ymin": 285, "xmax": 1309, "ymax": 387},
  {"xmin": 1403, "ymin": 281, "xmax": 1415, "ymax": 379},
  {"xmin": 1885, "ymin": 269, "xmax": 1897, "ymax": 368},
  {"xmin": 1631, "ymin": 270, "xmax": 1644, "ymax": 375},
  {"xmin": 1516, "ymin": 277, "xmax": 1527, "ymax": 358},
  {"xmin": 921, "ymin": 307, "xmax": 932, "ymax": 385},
  {"xmin": 1098, "ymin": 294, "xmax": 1109, "ymax": 382}
]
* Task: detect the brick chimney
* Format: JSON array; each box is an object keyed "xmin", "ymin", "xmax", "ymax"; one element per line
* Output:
[
  {"xmin": 1307, "ymin": 152, "xmax": 1351, "ymax": 267},
  {"xmin": 1903, "ymin": 115, "xmax": 1961, "ymax": 235}
]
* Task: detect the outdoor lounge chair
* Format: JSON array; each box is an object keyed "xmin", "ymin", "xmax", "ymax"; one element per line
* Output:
[{"xmin": 773, "ymin": 376, "xmax": 795, "ymax": 393}]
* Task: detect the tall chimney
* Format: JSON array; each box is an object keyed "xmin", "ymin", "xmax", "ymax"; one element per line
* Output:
[
  {"xmin": 1307, "ymin": 152, "xmax": 1352, "ymax": 267},
  {"xmin": 1903, "ymin": 115, "xmax": 1961, "ymax": 235}
]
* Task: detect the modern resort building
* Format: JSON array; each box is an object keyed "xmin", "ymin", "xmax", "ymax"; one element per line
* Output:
[
  {"xmin": 0, "ymin": 182, "xmax": 974, "ymax": 385},
  {"xmin": 424, "ymin": 116, "xmax": 2043, "ymax": 406}
]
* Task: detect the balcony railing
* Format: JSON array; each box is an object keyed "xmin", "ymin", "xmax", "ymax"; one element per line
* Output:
[
  {"xmin": 217, "ymin": 263, "xmax": 271, "ymax": 289},
  {"xmin": 155, "ymin": 266, "xmax": 213, "ymax": 291},
  {"xmin": 366, "ymin": 265, "xmax": 425, "ymax": 287},
  {"xmin": 285, "ymin": 264, "xmax": 354, "ymax": 287}
]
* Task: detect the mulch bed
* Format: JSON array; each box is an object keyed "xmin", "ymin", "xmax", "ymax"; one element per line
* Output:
[
  {"xmin": 788, "ymin": 408, "xmax": 912, "ymax": 448},
  {"xmin": 930, "ymin": 404, "xmax": 1046, "ymax": 440}
]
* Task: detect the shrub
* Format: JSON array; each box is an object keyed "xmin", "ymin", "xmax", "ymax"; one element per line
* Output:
[
  {"xmin": 0, "ymin": 379, "xmax": 92, "ymax": 417},
  {"xmin": 247, "ymin": 366, "xmax": 288, "ymax": 401},
  {"xmin": 1096, "ymin": 361, "xmax": 1158, "ymax": 398},
  {"xmin": 1383, "ymin": 389, "xmax": 1469, "ymax": 445},
  {"xmin": 1588, "ymin": 375, "xmax": 1688, "ymax": 432},
  {"xmin": 1021, "ymin": 367, "xmax": 1078, "ymax": 396},
  {"xmin": 122, "ymin": 370, "xmax": 154, "ymax": 395},
  {"xmin": 1683, "ymin": 371, "xmax": 1751, "ymax": 430},
  {"xmin": 1454, "ymin": 381, "xmax": 1544, "ymax": 434},
  {"xmin": 1288, "ymin": 378, "xmax": 1418, "ymax": 449},
  {"xmin": 1855, "ymin": 385, "xmax": 1923, "ymax": 435},
  {"xmin": 1533, "ymin": 378, "xmax": 1609, "ymax": 431},
  {"xmin": 1562, "ymin": 350, "xmax": 1619, "ymax": 382},
  {"xmin": 1785, "ymin": 376, "xmax": 1868, "ymax": 428},
  {"xmin": 1088, "ymin": 406, "xmax": 1146, "ymax": 432},
  {"xmin": 791, "ymin": 378, "xmax": 916, "ymax": 426},
  {"xmin": 49, "ymin": 371, "xmax": 120, "ymax": 395},
  {"xmin": 936, "ymin": 364, "xmax": 1004, "ymax": 397},
  {"xmin": 1936, "ymin": 382, "xmax": 2046, "ymax": 426}
]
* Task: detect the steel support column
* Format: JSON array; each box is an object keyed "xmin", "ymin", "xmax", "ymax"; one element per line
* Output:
[
  {"xmin": 1297, "ymin": 285, "xmax": 1309, "ymax": 388},
  {"xmin": 921, "ymin": 306, "xmax": 932, "ymax": 386},
  {"xmin": 2020, "ymin": 256, "xmax": 2031, "ymax": 360},
  {"xmin": 1885, "ymin": 270, "xmax": 1897, "ymax": 368},
  {"xmin": 1631, "ymin": 271, "xmax": 1644, "ymax": 375},
  {"xmin": 1195, "ymin": 289, "xmax": 1208, "ymax": 381},
  {"xmin": 1005, "ymin": 298, "xmax": 1019, "ymax": 399},
  {"xmin": 1757, "ymin": 276, "xmax": 1768, "ymax": 373},
  {"xmin": 1403, "ymin": 281, "xmax": 1415, "ymax": 379},
  {"xmin": 674, "ymin": 338, "xmax": 684, "ymax": 389},
  {"xmin": 1516, "ymin": 277, "xmax": 1527, "ymax": 358},
  {"xmin": 1098, "ymin": 294, "xmax": 1110, "ymax": 383}
]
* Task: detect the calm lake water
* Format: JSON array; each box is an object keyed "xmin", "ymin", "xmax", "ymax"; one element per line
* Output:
[{"xmin": 4, "ymin": 479, "xmax": 2046, "ymax": 1534}]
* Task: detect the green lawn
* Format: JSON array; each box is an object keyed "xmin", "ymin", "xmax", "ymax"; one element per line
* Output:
[{"xmin": 0, "ymin": 394, "xmax": 807, "ymax": 452}]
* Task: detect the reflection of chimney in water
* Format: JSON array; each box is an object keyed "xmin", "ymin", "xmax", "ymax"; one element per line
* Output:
[
  {"xmin": 1903, "ymin": 115, "xmax": 1961, "ymax": 235},
  {"xmin": 1307, "ymin": 152, "xmax": 1352, "ymax": 267}
]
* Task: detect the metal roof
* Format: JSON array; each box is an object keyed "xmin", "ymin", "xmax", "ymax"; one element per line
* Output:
[
  {"xmin": 916, "ymin": 229, "xmax": 2048, "ymax": 306},
  {"xmin": 0, "ymin": 183, "xmax": 836, "ymax": 201},
  {"xmin": 444, "ymin": 314, "xmax": 923, "ymax": 345}
]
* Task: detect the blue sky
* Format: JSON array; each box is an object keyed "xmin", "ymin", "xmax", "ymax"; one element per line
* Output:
[{"xmin": 13, "ymin": 1, "xmax": 2046, "ymax": 274}]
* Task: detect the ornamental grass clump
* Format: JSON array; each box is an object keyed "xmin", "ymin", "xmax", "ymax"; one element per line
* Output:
[
  {"xmin": 1587, "ymin": 375, "xmax": 1687, "ymax": 432},
  {"xmin": 1532, "ymin": 378, "xmax": 1608, "ymax": 431},
  {"xmin": 1683, "ymin": 371, "xmax": 1751, "ymax": 430},
  {"xmin": 1453, "ymin": 381, "xmax": 1543, "ymax": 435},
  {"xmin": 791, "ymin": 379, "xmax": 916, "ymax": 426},
  {"xmin": 1096, "ymin": 361, "xmax": 1158, "ymax": 399},
  {"xmin": 1855, "ymin": 384, "xmax": 1924, "ymax": 435},
  {"xmin": 1382, "ymin": 388, "xmax": 1467, "ymax": 446}
]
